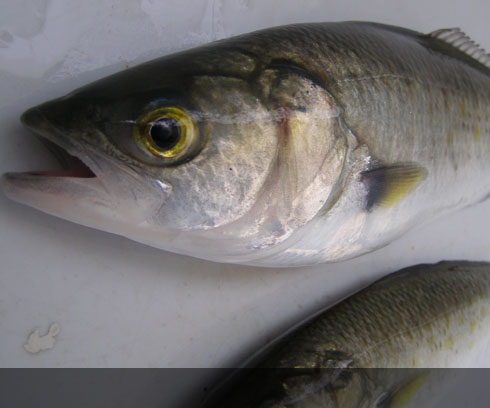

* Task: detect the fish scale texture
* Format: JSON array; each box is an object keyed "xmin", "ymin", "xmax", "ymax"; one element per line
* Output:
[{"xmin": 260, "ymin": 262, "xmax": 490, "ymax": 368}]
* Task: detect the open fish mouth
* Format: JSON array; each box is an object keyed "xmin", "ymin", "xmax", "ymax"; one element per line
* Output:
[
  {"xmin": 0, "ymin": 105, "xmax": 113, "ymax": 228},
  {"xmin": 17, "ymin": 107, "xmax": 97, "ymax": 180},
  {"xmin": 26, "ymin": 138, "xmax": 96, "ymax": 179}
]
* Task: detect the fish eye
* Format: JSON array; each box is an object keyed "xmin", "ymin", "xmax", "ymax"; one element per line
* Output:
[
  {"xmin": 150, "ymin": 117, "xmax": 181, "ymax": 150},
  {"xmin": 134, "ymin": 106, "xmax": 197, "ymax": 159}
]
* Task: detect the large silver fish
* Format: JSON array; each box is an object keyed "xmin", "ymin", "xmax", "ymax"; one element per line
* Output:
[
  {"xmin": 206, "ymin": 261, "xmax": 490, "ymax": 407},
  {"xmin": 2, "ymin": 22, "xmax": 490, "ymax": 266}
]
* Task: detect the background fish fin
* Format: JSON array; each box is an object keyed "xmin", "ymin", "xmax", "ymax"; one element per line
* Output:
[
  {"xmin": 379, "ymin": 372, "xmax": 429, "ymax": 408},
  {"xmin": 361, "ymin": 164, "xmax": 427, "ymax": 210},
  {"xmin": 425, "ymin": 28, "xmax": 490, "ymax": 73}
]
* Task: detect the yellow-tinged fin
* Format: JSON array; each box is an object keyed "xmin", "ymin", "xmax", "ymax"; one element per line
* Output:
[
  {"xmin": 361, "ymin": 164, "xmax": 427, "ymax": 210},
  {"xmin": 427, "ymin": 28, "xmax": 490, "ymax": 71},
  {"xmin": 380, "ymin": 372, "xmax": 429, "ymax": 408}
]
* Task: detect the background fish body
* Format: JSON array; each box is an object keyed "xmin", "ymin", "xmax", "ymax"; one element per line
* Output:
[
  {"xmin": 3, "ymin": 22, "xmax": 490, "ymax": 266},
  {"xmin": 260, "ymin": 262, "xmax": 490, "ymax": 369},
  {"xmin": 209, "ymin": 262, "xmax": 490, "ymax": 407}
]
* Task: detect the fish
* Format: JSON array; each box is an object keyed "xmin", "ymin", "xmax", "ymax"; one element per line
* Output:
[
  {"xmin": 205, "ymin": 261, "xmax": 490, "ymax": 407},
  {"xmin": 2, "ymin": 22, "xmax": 490, "ymax": 267}
]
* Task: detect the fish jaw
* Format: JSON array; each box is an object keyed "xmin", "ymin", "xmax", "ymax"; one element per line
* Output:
[
  {"xmin": 2, "ymin": 104, "xmax": 172, "ymax": 239},
  {"xmin": 2, "ymin": 172, "xmax": 111, "ymax": 227}
]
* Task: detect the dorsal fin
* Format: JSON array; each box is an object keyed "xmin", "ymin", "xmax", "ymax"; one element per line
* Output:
[{"xmin": 429, "ymin": 28, "xmax": 490, "ymax": 70}]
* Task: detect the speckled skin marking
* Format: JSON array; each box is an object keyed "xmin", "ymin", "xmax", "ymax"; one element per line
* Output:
[{"xmin": 209, "ymin": 262, "xmax": 490, "ymax": 407}]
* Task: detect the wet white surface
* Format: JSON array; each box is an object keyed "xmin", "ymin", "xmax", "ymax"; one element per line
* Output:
[{"xmin": 1, "ymin": 0, "xmax": 490, "ymax": 382}]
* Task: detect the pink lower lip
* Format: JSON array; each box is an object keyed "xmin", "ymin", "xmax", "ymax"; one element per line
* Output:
[{"xmin": 29, "ymin": 158, "xmax": 96, "ymax": 178}]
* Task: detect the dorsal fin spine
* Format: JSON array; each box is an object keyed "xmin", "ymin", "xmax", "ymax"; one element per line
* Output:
[
  {"xmin": 429, "ymin": 28, "xmax": 490, "ymax": 70},
  {"xmin": 449, "ymin": 33, "xmax": 463, "ymax": 40}
]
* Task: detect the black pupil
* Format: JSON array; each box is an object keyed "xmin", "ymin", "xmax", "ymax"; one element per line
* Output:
[{"xmin": 150, "ymin": 118, "xmax": 181, "ymax": 150}]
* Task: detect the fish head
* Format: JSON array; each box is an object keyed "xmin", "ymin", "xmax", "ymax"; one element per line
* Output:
[{"xmin": 2, "ymin": 46, "xmax": 348, "ymax": 265}]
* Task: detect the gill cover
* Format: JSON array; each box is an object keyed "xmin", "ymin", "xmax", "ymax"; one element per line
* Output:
[{"xmin": 235, "ymin": 67, "xmax": 350, "ymax": 249}]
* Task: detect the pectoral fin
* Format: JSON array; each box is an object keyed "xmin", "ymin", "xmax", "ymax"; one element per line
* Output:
[
  {"xmin": 361, "ymin": 164, "xmax": 427, "ymax": 210},
  {"xmin": 378, "ymin": 372, "xmax": 429, "ymax": 408}
]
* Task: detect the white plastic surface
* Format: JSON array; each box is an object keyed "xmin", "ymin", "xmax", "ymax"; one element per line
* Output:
[{"xmin": 1, "ymin": 0, "xmax": 490, "ymax": 380}]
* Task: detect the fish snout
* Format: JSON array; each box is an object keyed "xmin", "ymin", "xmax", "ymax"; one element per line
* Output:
[
  {"xmin": 20, "ymin": 106, "xmax": 46, "ymax": 131},
  {"xmin": 21, "ymin": 95, "xmax": 95, "ymax": 137}
]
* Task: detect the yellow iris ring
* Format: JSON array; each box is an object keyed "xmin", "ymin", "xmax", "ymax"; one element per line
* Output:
[{"xmin": 135, "ymin": 107, "xmax": 196, "ymax": 159}]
